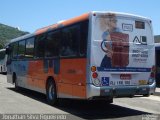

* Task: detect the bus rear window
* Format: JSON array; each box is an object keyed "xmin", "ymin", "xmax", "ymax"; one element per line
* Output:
[{"xmin": 135, "ymin": 21, "xmax": 145, "ymax": 29}]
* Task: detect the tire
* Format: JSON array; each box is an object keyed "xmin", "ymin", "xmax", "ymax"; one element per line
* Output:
[
  {"xmin": 13, "ymin": 74, "xmax": 19, "ymax": 91},
  {"xmin": 46, "ymin": 79, "xmax": 58, "ymax": 105},
  {"xmin": 143, "ymin": 94, "xmax": 150, "ymax": 97},
  {"xmin": 107, "ymin": 98, "xmax": 113, "ymax": 104},
  {"xmin": 0, "ymin": 67, "xmax": 2, "ymax": 74},
  {"xmin": 2, "ymin": 72, "xmax": 7, "ymax": 75}
]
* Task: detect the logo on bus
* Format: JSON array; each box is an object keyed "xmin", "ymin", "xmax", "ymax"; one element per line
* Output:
[{"xmin": 133, "ymin": 36, "xmax": 147, "ymax": 45}]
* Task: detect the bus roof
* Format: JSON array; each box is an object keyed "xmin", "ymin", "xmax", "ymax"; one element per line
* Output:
[
  {"xmin": 8, "ymin": 33, "xmax": 35, "ymax": 44},
  {"xmin": 35, "ymin": 13, "xmax": 89, "ymax": 35},
  {"xmin": 8, "ymin": 11, "xmax": 151, "ymax": 44},
  {"xmin": 92, "ymin": 11, "xmax": 151, "ymax": 21},
  {"xmin": 9, "ymin": 13, "xmax": 90, "ymax": 44}
]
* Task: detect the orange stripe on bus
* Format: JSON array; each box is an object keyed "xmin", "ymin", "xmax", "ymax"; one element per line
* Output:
[
  {"xmin": 60, "ymin": 13, "xmax": 89, "ymax": 26},
  {"xmin": 35, "ymin": 24, "xmax": 58, "ymax": 35},
  {"xmin": 35, "ymin": 13, "xmax": 89, "ymax": 35}
]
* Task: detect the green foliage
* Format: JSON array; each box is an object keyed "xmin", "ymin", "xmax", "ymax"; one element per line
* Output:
[{"xmin": 0, "ymin": 23, "xmax": 29, "ymax": 49}]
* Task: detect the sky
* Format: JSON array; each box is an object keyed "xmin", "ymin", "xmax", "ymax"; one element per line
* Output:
[{"xmin": 0, "ymin": 0, "xmax": 160, "ymax": 35}]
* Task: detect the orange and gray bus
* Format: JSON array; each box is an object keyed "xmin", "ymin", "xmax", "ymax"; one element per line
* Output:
[{"xmin": 6, "ymin": 11, "xmax": 155, "ymax": 105}]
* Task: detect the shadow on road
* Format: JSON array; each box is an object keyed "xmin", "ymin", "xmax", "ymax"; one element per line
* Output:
[{"xmin": 7, "ymin": 87, "xmax": 149, "ymax": 119}]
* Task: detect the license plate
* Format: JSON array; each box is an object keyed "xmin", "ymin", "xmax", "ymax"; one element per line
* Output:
[
  {"xmin": 120, "ymin": 74, "xmax": 131, "ymax": 80},
  {"xmin": 139, "ymin": 80, "xmax": 148, "ymax": 85},
  {"xmin": 110, "ymin": 80, "xmax": 131, "ymax": 86}
]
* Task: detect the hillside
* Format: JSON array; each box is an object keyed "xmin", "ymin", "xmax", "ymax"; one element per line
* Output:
[{"xmin": 0, "ymin": 23, "xmax": 29, "ymax": 49}]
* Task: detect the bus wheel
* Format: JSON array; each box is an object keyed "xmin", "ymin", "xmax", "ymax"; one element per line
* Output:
[
  {"xmin": 46, "ymin": 79, "xmax": 58, "ymax": 106},
  {"xmin": 13, "ymin": 74, "xmax": 19, "ymax": 91},
  {"xmin": 107, "ymin": 98, "xmax": 113, "ymax": 104},
  {"xmin": 143, "ymin": 94, "xmax": 150, "ymax": 97}
]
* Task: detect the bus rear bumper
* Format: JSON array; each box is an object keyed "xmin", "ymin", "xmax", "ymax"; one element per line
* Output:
[{"xmin": 87, "ymin": 83, "xmax": 156, "ymax": 99}]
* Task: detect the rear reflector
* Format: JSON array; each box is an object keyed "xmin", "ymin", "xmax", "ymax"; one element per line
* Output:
[{"xmin": 120, "ymin": 74, "xmax": 131, "ymax": 80}]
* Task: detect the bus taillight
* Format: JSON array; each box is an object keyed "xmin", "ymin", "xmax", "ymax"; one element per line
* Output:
[
  {"xmin": 149, "ymin": 66, "xmax": 156, "ymax": 85},
  {"xmin": 150, "ymin": 66, "xmax": 156, "ymax": 78},
  {"xmin": 151, "ymin": 66, "xmax": 156, "ymax": 72},
  {"xmin": 150, "ymin": 72, "xmax": 155, "ymax": 78},
  {"xmin": 92, "ymin": 72, "xmax": 98, "ymax": 78},
  {"xmin": 91, "ymin": 66, "xmax": 97, "ymax": 72}
]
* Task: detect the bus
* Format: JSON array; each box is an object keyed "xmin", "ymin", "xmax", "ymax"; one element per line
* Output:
[
  {"xmin": 0, "ymin": 49, "xmax": 7, "ymax": 74},
  {"xmin": 6, "ymin": 11, "xmax": 155, "ymax": 105},
  {"xmin": 155, "ymin": 43, "xmax": 160, "ymax": 86}
]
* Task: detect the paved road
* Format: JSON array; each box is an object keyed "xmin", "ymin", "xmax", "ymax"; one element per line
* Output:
[{"xmin": 0, "ymin": 74, "xmax": 160, "ymax": 120}]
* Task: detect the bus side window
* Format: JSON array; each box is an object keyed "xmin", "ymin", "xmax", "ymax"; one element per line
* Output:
[
  {"xmin": 80, "ymin": 20, "xmax": 89, "ymax": 57},
  {"xmin": 45, "ymin": 30, "xmax": 60, "ymax": 58},
  {"xmin": 0, "ymin": 51, "xmax": 5, "ymax": 60},
  {"xmin": 60, "ymin": 25, "xmax": 79, "ymax": 57},
  {"xmin": 18, "ymin": 40, "xmax": 25, "ymax": 59},
  {"xmin": 12, "ymin": 42, "xmax": 18, "ymax": 59},
  {"xmin": 25, "ymin": 37, "xmax": 35, "ymax": 58},
  {"xmin": 6, "ymin": 45, "xmax": 12, "ymax": 65},
  {"xmin": 35, "ymin": 34, "xmax": 45, "ymax": 58}
]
